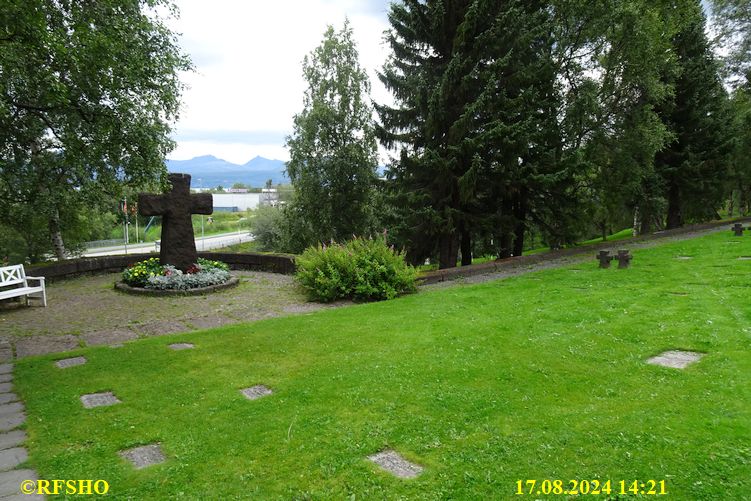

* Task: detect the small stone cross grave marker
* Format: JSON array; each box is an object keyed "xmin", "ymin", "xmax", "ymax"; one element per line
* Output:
[
  {"xmin": 615, "ymin": 250, "xmax": 632, "ymax": 269},
  {"xmin": 139, "ymin": 173, "xmax": 212, "ymax": 272},
  {"xmin": 732, "ymin": 223, "xmax": 745, "ymax": 236},
  {"xmin": 597, "ymin": 250, "xmax": 613, "ymax": 268}
]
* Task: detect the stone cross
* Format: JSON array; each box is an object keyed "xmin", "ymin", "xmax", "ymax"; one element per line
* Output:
[
  {"xmin": 597, "ymin": 250, "xmax": 613, "ymax": 269},
  {"xmin": 732, "ymin": 223, "xmax": 745, "ymax": 236},
  {"xmin": 139, "ymin": 173, "xmax": 212, "ymax": 271},
  {"xmin": 615, "ymin": 249, "xmax": 632, "ymax": 269}
]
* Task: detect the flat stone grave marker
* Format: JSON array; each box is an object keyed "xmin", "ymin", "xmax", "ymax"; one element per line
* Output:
[
  {"xmin": 732, "ymin": 223, "xmax": 745, "ymax": 236},
  {"xmin": 168, "ymin": 343, "xmax": 194, "ymax": 351},
  {"xmin": 675, "ymin": 256, "xmax": 693, "ymax": 260},
  {"xmin": 55, "ymin": 356, "xmax": 87, "ymax": 369},
  {"xmin": 119, "ymin": 444, "xmax": 166, "ymax": 469},
  {"xmin": 80, "ymin": 392, "xmax": 121, "ymax": 409},
  {"xmin": 240, "ymin": 385, "xmax": 272, "ymax": 400},
  {"xmin": 737, "ymin": 256, "xmax": 751, "ymax": 261},
  {"xmin": 646, "ymin": 350, "xmax": 704, "ymax": 369},
  {"xmin": 367, "ymin": 450, "xmax": 423, "ymax": 479}
]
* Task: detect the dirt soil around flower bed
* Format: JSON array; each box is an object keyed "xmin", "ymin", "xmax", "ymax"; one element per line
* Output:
[{"xmin": 0, "ymin": 271, "xmax": 346, "ymax": 359}]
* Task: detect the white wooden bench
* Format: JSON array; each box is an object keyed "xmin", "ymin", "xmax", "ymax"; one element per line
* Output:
[{"xmin": 0, "ymin": 265, "xmax": 47, "ymax": 307}]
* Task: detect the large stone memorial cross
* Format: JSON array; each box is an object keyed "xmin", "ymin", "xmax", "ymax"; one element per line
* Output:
[{"xmin": 139, "ymin": 173, "xmax": 212, "ymax": 271}]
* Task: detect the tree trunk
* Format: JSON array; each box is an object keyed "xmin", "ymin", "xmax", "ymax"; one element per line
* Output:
[
  {"xmin": 49, "ymin": 209, "xmax": 66, "ymax": 260},
  {"xmin": 460, "ymin": 223, "xmax": 472, "ymax": 266},
  {"xmin": 632, "ymin": 206, "xmax": 641, "ymax": 236},
  {"xmin": 728, "ymin": 190, "xmax": 735, "ymax": 218},
  {"xmin": 740, "ymin": 185, "xmax": 748, "ymax": 216},
  {"xmin": 512, "ymin": 189, "xmax": 527, "ymax": 257},
  {"xmin": 438, "ymin": 232, "xmax": 458, "ymax": 269},
  {"xmin": 665, "ymin": 180, "xmax": 683, "ymax": 229}
]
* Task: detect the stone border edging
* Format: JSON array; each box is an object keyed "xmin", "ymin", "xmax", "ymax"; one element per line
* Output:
[
  {"xmin": 27, "ymin": 251, "xmax": 295, "ymax": 283},
  {"xmin": 419, "ymin": 217, "xmax": 751, "ymax": 285},
  {"xmin": 114, "ymin": 277, "xmax": 240, "ymax": 296}
]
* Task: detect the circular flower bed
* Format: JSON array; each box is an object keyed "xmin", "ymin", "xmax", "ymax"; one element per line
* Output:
[{"xmin": 118, "ymin": 257, "xmax": 237, "ymax": 295}]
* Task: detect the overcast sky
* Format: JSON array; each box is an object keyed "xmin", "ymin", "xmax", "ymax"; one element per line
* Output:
[{"xmin": 166, "ymin": 0, "xmax": 393, "ymax": 164}]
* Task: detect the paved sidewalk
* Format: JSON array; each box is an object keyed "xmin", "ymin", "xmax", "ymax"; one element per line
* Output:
[{"xmin": 0, "ymin": 364, "xmax": 43, "ymax": 499}]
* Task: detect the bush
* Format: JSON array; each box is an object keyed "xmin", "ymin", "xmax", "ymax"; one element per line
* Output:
[
  {"xmin": 296, "ymin": 236, "xmax": 417, "ymax": 302},
  {"xmin": 122, "ymin": 257, "xmax": 230, "ymax": 289}
]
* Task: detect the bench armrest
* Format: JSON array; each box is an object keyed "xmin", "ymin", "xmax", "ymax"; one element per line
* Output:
[{"xmin": 25, "ymin": 276, "xmax": 45, "ymax": 285}]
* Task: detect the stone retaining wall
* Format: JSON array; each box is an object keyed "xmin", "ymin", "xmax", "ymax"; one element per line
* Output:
[{"xmin": 27, "ymin": 251, "xmax": 296, "ymax": 282}]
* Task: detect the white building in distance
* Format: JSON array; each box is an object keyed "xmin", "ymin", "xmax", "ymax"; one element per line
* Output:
[{"xmin": 212, "ymin": 193, "xmax": 261, "ymax": 212}]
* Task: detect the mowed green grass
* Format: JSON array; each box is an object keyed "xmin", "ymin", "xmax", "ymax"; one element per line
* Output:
[{"xmin": 14, "ymin": 231, "xmax": 751, "ymax": 499}]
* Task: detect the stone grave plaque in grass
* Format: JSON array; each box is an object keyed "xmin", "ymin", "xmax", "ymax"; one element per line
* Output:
[
  {"xmin": 675, "ymin": 256, "xmax": 693, "ymax": 260},
  {"xmin": 80, "ymin": 392, "xmax": 121, "ymax": 409},
  {"xmin": 367, "ymin": 450, "xmax": 423, "ymax": 479},
  {"xmin": 737, "ymin": 256, "xmax": 751, "ymax": 261},
  {"xmin": 119, "ymin": 444, "xmax": 166, "ymax": 469},
  {"xmin": 646, "ymin": 350, "xmax": 704, "ymax": 369},
  {"xmin": 168, "ymin": 343, "xmax": 194, "ymax": 351},
  {"xmin": 240, "ymin": 385, "xmax": 272, "ymax": 400},
  {"xmin": 55, "ymin": 356, "xmax": 87, "ymax": 369}
]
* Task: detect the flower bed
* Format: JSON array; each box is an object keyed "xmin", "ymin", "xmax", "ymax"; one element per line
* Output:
[{"xmin": 121, "ymin": 257, "xmax": 232, "ymax": 291}]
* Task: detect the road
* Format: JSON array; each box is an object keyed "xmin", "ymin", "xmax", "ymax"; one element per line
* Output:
[{"xmin": 82, "ymin": 231, "xmax": 253, "ymax": 257}]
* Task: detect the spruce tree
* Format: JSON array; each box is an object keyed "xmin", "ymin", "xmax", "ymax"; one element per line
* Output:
[{"xmin": 655, "ymin": 0, "xmax": 731, "ymax": 228}]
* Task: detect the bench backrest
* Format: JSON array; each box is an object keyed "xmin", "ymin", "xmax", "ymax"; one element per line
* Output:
[{"xmin": 0, "ymin": 265, "xmax": 26, "ymax": 287}]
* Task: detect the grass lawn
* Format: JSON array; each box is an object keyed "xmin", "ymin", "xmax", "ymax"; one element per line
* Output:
[{"xmin": 14, "ymin": 230, "xmax": 751, "ymax": 499}]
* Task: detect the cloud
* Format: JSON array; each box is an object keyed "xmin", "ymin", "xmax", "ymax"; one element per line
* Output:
[
  {"xmin": 173, "ymin": 129, "xmax": 289, "ymax": 145},
  {"xmin": 166, "ymin": 0, "xmax": 392, "ymax": 162}
]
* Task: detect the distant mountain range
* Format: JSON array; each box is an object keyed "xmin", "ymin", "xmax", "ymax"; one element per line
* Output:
[{"xmin": 165, "ymin": 155, "xmax": 288, "ymax": 188}]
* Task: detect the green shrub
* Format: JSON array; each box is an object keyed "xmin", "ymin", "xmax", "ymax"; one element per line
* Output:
[{"xmin": 296, "ymin": 237, "xmax": 417, "ymax": 302}]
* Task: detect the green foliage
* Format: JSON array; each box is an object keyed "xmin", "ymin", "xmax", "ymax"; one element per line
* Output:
[
  {"xmin": 296, "ymin": 237, "xmax": 417, "ymax": 302},
  {"xmin": 250, "ymin": 206, "xmax": 287, "ymax": 252},
  {"xmin": 285, "ymin": 20, "xmax": 378, "ymax": 247},
  {"xmin": 654, "ymin": 1, "xmax": 732, "ymax": 228},
  {"xmin": 0, "ymin": 0, "xmax": 191, "ymax": 261}
]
